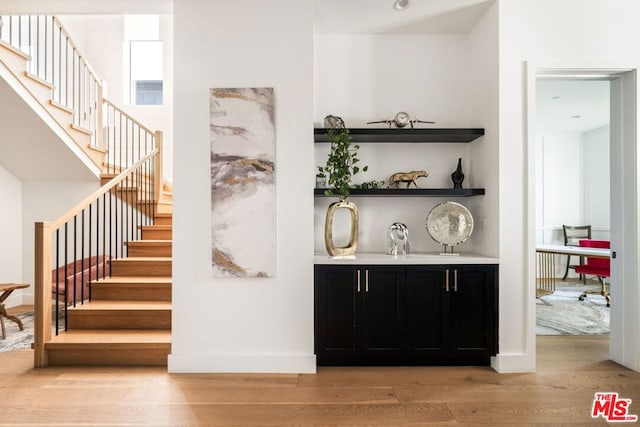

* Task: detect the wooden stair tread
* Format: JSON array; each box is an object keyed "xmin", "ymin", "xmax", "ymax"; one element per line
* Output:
[
  {"xmin": 47, "ymin": 329, "xmax": 171, "ymax": 346},
  {"xmin": 0, "ymin": 39, "xmax": 31, "ymax": 60},
  {"xmin": 93, "ymin": 276, "xmax": 172, "ymax": 284},
  {"xmin": 49, "ymin": 99, "xmax": 74, "ymax": 114},
  {"xmin": 140, "ymin": 225, "xmax": 172, "ymax": 230},
  {"xmin": 24, "ymin": 71, "xmax": 54, "ymax": 89},
  {"xmin": 70, "ymin": 123, "xmax": 93, "ymax": 135},
  {"xmin": 68, "ymin": 300, "xmax": 171, "ymax": 310},
  {"xmin": 126, "ymin": 240, "xmax": 172, "ymax": 245},
  {"xmin": 113, "ymin": 256, "xmax": 172, "ymax": 262}
]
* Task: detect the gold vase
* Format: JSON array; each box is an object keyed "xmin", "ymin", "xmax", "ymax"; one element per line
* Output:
[{"xmin": 324, "ymin": 200, "xmax": 359, "ymax": 256}]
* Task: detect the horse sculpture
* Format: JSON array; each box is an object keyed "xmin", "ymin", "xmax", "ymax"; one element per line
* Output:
[{"xmin": 388, "ymin": 170, "xmax": 428, "ymax": 188}]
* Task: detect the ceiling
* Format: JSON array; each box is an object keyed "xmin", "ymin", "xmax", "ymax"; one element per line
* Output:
[
  {"xmin": 314, "ymin": 0, "xmax": 495, "ymax": 35},
  {"xmin": 536, "ymin": 80, "xmax": 610, "ymax": 133}
]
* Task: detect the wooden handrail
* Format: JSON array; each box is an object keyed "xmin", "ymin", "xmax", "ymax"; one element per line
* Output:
[{"xmin": 50, "ymin": 149, "xmax": 159, "ymax": 230}]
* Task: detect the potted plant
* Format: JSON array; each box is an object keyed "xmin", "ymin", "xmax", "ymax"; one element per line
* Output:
[
  {"xmin": 321, "ymin": 123, "xmax": 367, "ymax": 200},
  {"xmin": 316, "ymin": 167, "xmax": 326, "ymax": 188},
  {"xmin": 321, "ymin": 116, "xmax": 367, "ymax": 256}
]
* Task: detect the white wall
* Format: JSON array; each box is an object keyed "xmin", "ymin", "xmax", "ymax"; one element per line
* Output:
[
  {"xmin": 583, "ymin": 125, "xmax": 610, "ymax": 238},
  {"xmin": 314, "ymin": 35, "xmax": 472, "ymax": 128},
  {"xmin": 314, "ymin": 33, "xmax": 496, "ymax": 255},
  {"xmin": 536, "ymin": 131, "xmax": 583, "ymax": 244},
  {"xmin": 499, "ymin": 0, "xmax": 640, "ymax": 372},
  {"xmin": 170, "ymin": 0, "xmax": 315, "ymax": 373},
  {"xmin": 0, "ymin": 166, "xmax": 23, "ymax": 307},
  {"xmin": 466, "ymin": 2, "xmax": 499, "ymax": 259}
]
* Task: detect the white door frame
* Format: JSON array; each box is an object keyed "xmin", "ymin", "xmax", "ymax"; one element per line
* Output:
[{"xmin": 526, "ymin": 62, "xmax": 640, "ymax": 372}]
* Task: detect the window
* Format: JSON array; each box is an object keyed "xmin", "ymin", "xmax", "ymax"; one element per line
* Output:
[
  {"xmin": 135, "ymin": 80, "xmax": 163, "ymax": 105},
  {"xmin": 124, "ymin": 15, "xmax": 163, "ymax": 105}
]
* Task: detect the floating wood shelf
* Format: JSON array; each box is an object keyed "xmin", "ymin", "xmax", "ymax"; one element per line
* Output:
[
  {"xmin": 314, "ymin": 188, "xmax": 485, "ymax": 197},
  {"xmin": 314, "ymin": 128, "xmax": 485, "ymax": 143}
]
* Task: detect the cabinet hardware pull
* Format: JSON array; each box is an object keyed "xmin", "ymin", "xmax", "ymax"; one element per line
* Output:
[
  {"xmin": 445, "ymin": 269, "xmax": 450, "ymax": 292},
  {"xmin": 454, "ymin": 269, "xmax": 458, "ymax": 292},
  {"xmin": 365, "ymin": 269, "xmax": 369, "ymax": 292},
  {"xmin": 357, "ymin": 270, "xmax": 361, "ymax": 293}
]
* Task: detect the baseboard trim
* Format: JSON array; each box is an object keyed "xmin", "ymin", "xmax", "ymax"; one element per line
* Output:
[
  {"xmin": 3, "ymin": 293, "xmax": 33, "ymax": 308},
  {"xmin": 168, "ymin": 352, "xmax": 317, "ymax": 374},
  {"xmin": 491, "ymin": 353, "xmax": 536, "ymax": 373}
]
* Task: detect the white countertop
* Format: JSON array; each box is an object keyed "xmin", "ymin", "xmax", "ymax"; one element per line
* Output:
[{"xmin": 314, "ymin": 252, "xmax": 499, "ymax": 265}]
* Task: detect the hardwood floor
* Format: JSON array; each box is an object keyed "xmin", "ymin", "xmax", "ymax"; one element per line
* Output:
[{"xmin": 0, "ymin": 333, "xmax": 637, "ymax": 425}]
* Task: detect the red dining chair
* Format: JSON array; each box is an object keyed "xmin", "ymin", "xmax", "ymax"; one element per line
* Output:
[{"xmin": 574, "ymin": 239, "xmax": 610, "ymax": 307}]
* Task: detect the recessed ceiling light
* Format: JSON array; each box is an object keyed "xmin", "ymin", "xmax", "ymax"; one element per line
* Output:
[
  {"xmin": 570, "ymin": 115, "xmax": 582, "ymax": 119},
  {"xmin": 552, "ymin": 96, "xmax": 560, "ymax": 100},
  {"xmin": 394, "ymin": 0, "xmax": 410, "ymax": 10}
]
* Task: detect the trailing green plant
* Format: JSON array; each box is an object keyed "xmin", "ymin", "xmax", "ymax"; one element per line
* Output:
[
  {"xmin": 354, "ymin": 180, "xmax": 384, "ymax": 189},
  {"xmin": 320, "ymin": 125, "xmax": 368, "ymax": 200}
]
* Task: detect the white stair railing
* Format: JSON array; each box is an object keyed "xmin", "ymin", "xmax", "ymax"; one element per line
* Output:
[
  {"xmin": 0, "ymin": 15, "xmax": 160, "ymax": 173},
  {"xmin": 0, "ymin": 15, "xmax": 102, "ymax": 147}
]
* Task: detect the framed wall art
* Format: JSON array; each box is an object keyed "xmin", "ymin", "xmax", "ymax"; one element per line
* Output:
[{"xmin": 210, "ymin": 87, "xmax": 275, "ymax": 278}]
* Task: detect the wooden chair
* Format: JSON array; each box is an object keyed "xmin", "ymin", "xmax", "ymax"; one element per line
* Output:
[
  {"xmin": 574, "ymin": 239, "xmax": 610, "ymax": 307},
  {"xmin": 562, "ymin": 225, "xmax": 591, "ymax": 283}
]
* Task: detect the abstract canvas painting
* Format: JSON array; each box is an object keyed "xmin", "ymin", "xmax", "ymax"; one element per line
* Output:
[{"xmin": 210, "ymin": 87, "xmax": 275, "ymax": 278}]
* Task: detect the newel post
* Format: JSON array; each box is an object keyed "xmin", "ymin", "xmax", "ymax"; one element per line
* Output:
[
  {"xmin": 154, "ymin": 130, "xmax": 164, "ymax": 204},
  {"xmin": 34, "ymin": 222, "xmax": 53, "ymax": 368}
]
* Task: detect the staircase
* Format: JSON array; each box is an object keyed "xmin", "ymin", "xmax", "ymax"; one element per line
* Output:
[
  {"xmin": 0, "ymin": 15, "xmax": 173, "ymax": 367},
  {"xmin": 46, "ymin": 203, "xmax": 172, "ymax": 366}
]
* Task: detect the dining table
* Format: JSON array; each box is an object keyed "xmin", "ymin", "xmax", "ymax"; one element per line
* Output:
[{"xmin": 0, "ymin": 283, "xmax": 30, "ymax": 339}]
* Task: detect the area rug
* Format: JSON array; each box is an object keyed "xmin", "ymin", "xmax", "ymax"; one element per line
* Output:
[
  {"xmin": 536, "ymin": 282, "xmax": 610, "ymax": 335},
  {"xmin": 0, "ymin": 311, "xmax": 65, "ymax": 353}
]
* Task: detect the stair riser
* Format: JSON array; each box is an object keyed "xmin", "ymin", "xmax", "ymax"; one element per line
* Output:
[
  {"xmin": 45, "ymin": 103, "xmax": 75, "ymax": 128},
  {"xmin": 46, "ymin": 347, "xmax": 170, "ymax": 366},
  {"xmin": 67, "ymin": 311, "xmax": 171, "ymax": 329},
  {"xmin": 20, "ymin": 77, "xmax": 55, "ymax": 102},
  {"xmin": 156, "ymin": 203, "xmax": 172, "ymax": 214},
  {"xmin": 155, "ymin": 216, "xmax": 173, "ymax": 226},
  {"xmin": 142, "ymin": 229, "xmax": 172, "ymax": 240},
  {"xmin": 111, "ymin": 261, "xmax": 172, "ymax": 277},
  {"xmin": 91, "ymin": 285, "xmax": 171, "ymax": 301},
  {"xmin": 0, "ymin": 43, "xmax": 29, "ymax": 72},
  {"xmin": 66, "ymin": 125, "xmax": 92, "ymax": 146},
  {"xmin": 127, "ymin": 245, "xmax": 172, "ymax": 257}
]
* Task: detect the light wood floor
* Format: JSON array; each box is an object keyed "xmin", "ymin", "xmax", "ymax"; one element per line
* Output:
[{"xmin": 1, "ymin": 310, "xmax": 638, "ymax": 425}]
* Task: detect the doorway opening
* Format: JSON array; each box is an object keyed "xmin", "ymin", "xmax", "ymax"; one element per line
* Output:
[
  {"xmin": 535, "ymin": 78, "xmax": 610, "ymax": 336},
  {"xmin": 528, "ymin": 67, "xmax": 639, "ymax": 372}
]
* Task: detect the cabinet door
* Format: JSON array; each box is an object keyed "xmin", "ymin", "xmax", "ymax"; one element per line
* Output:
[
  {"xmin": 449, "ymin": 265, "xmax": 498, "ymax": 358},
  {"xmin": 360, "ymin": 266, "xmax": 405, "ymax": 360},
  {"xmin": 405, "ymin": 266, "xmax": 449, "ymax": 360},
  {"xmin": 314, "ymin": 265, "xmax": 359, "ymax": 363}
]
